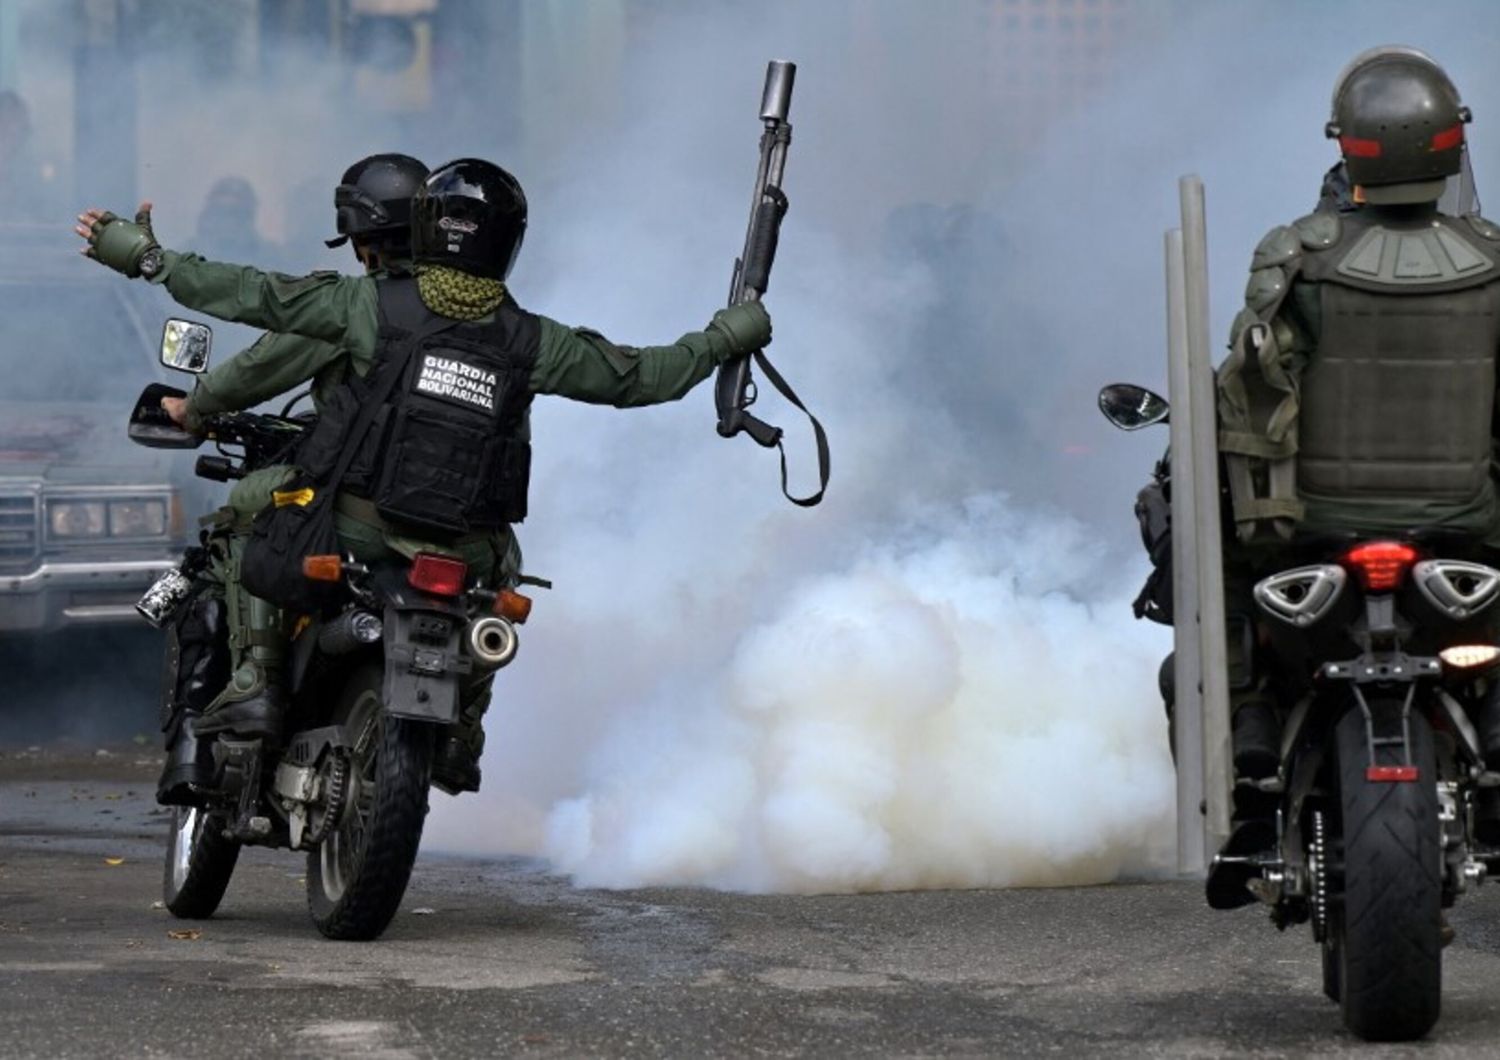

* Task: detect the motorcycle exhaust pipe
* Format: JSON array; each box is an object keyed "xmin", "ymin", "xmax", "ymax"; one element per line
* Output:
[{"xmin": 466, "ymin": 616, "xmax": 518, "ymax": 671}]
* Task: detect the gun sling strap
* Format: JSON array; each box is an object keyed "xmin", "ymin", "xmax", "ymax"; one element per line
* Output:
[{"xmin": 750, "ymin": 347, "xmax": 830, "ymax": 508}]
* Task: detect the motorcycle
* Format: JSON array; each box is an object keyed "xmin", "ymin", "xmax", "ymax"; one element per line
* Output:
[
  {"xmin": 129, "ymin": 318, "xmax": 529, "ymax": 941},
  {"xmin": 1100, "ymin": 382, "xmax": 1500, "ymax": 1042}
]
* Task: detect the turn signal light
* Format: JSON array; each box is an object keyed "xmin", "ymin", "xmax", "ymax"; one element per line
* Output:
[
  {"xmin": 1439, "ymin": 644, "xmax": 1500, "ymax": 670},
  {"xmin": 494, "ymin": 589, "xmax": 533, "ymax": 624},
  {"xmin": 302, "ymin": 554, "xmax": 344, "ymax": 582},
  {"xmin": 1342, "ymin": 541, "xmax": 1420, "ymax": 592},
  {"xmin": 409, "ymin": 553, "xmax": 467, "ymax": 597}
]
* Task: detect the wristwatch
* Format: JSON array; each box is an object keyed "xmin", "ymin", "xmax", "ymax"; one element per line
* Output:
[{"xmin": 138, "ymin": 247, "xmax": 164, "ymax": 280}]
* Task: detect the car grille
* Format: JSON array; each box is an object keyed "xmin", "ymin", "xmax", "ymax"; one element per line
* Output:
[{"xmin": 0, "ymin": 492, "xmax": 40, "ymax": 572}]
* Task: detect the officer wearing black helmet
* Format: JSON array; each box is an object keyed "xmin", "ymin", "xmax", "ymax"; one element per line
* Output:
[
  {"xmin": 144, "ymin": 153, "xmax": 429, "ymax": 804},
  {"xmin": 78, "ymin": 157, "xmax": 772, "ymax": 793},
  {"xmin": 1206, "ymin": 46, "xmax": 1500, "ymax": 905}
]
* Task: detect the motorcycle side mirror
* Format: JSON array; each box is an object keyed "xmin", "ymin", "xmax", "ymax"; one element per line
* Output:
[
  {"xmin": 1098, "ymin": 383, "xmax": 1170, "ymax": 431},
  {"xmin": 160, "ymin": 318, "xmax": 213, "ymax": 374},
  {"xmin": 127, "ymin": 382, "xmax": 202, "ymax": 449}
]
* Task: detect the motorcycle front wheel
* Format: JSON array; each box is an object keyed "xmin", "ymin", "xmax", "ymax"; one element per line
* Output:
[
  {"xmin": 162, "ymin": 805, "xmax": 240, "ymax": 918},
  {"xmin": 306, "ymin": 662, "xmax": 434, "ymax": 941},
  {"xmin": 1330, "ymin": 704, "xmax": 1442, "ymax": 1042}
]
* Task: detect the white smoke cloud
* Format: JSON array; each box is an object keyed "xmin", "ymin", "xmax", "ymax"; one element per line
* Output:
[{"xmin": 540, "ymin": 497, "xmax": 1174, "ymax": 892}]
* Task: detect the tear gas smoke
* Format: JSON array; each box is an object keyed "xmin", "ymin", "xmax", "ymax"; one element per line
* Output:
[
  {"xmin": 12, "ymin": 0, "xmax": 1500, "ymax": 888},
  {"xmin": 542, "ymin": 498, "xmax": 1175, "ymax": 891}
]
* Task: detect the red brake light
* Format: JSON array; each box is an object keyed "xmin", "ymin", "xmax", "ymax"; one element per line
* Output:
[
  {"xmin": 408, "ymin": 553, "xmax": 467, "ymax": 597},
  {"xmin": 1367, "ymin": 765, "xmax": 1419, "ymax": 783},
  {"xmin": 1342, "ymin": 541, "xmax": 1420, "ymax": 592}
]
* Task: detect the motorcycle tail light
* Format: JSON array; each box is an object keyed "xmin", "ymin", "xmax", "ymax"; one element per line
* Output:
[
  {"xmin": 1342, "ymin": 541, "xmax": 1420, "ymax": 592},
  {"xmin": 303, "ymin": 554, "xmax": 343, "ymax": 582},
  {"xmin": 1439, "ymin": 644, "xmax": 1500, "ymax": 670},
  {"xmin": 1366, "ymin": 765, "xmax": 1419, "ymax": 783},
  {"xmin": 409, "ymin": 553, "xmax": 467, "ymax": 597}
]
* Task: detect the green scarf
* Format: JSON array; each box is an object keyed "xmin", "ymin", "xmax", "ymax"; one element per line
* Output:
[{"xmin": 416, "ymin": 265, "xmax": 507, "ymax": 321}]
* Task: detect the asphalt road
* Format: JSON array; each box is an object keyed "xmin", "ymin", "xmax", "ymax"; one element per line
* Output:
[{"xmin": 6, "ymin": 748, "xmax": 1500, "ymax": 1058}]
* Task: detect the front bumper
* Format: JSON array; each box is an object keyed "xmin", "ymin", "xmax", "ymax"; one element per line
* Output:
[{"xmin": 0, "ymin": 557, "xmax": 178, "ymax": 632}]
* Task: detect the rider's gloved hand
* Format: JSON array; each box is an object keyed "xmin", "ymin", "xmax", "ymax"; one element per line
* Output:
[
  {"xmin": 75, "ymin": 202, "xmax": 164, "ymax": 279},
  {"xmin": 707, "ymin": 301, "xmax": 772, "ymax": 357},
  {"xmin": 160, "ymin": 396, "xmax": 189, "ymax": 427}
]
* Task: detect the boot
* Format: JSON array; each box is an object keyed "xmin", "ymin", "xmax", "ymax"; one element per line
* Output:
[
  {"xmin": 156, "ymin": 711, "xmax": 217, "ymax": 806},
  {"xmin": 1205, "ymin": 786, "xmax": 1279, "ymax": 910},
  {"xmin": 198, "ymin": 661, "xmax": 286, "ymax": 741},
  {"xmin": 1470, "ymin": 683, "xmax": 1500, "ymax": 844},
  {"xmin": 1475, "ymin": 787, "xmax": 1500, "ymax": 848},
  {"xmin": 1232, "ymin": 697, "xmax": 1281, "ymax": 781},
  {"xmin": 432, "ymin": 682, "xmax": 489, "ymax": 795}
]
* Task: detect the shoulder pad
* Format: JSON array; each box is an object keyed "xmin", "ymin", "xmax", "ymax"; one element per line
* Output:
[
  {"xmin": 1292, "ymin": 211, "xmax": 1341, "ymax": 250},
  {"xmin": 1465, "ymin": 213, "xmax": 1500, "ymax": 242},
  {"xmin": 1250, "ymin": 225, "xmax": 1300, "ymax": 270},
  {"xmin": 1334, "ymin": 220, "xmax": 1495, "ymax": 287},
  {"xmin": 1245, "ymin": 264, "xmax": 1290, "ymax": 315}
]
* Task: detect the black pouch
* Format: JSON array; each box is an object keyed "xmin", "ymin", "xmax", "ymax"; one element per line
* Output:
[
  {"xmin": 240, "ymin": 477, "xmax": 343, "ymax": 613},
  {"xmin": 373, "ymin": 406, "xmax": 490, "ymax": 535}
]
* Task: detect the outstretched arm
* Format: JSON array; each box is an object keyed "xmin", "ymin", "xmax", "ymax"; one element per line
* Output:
[
  {"xmin": 75, "ymin": 204, "xmax": 379, "ymax": 354},
  {"xmin": 180, "ymin": 332, "xmax": 349, "ymax": 431},
  {"xmin": 532, "ymin": 303, "xmax": 771, "ymax": 407}
]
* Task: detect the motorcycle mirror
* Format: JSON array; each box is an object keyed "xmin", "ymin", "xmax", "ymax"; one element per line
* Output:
[
  {"xmin": 1098, "ymin": 383, "xmax": 1170, "ymax": 431},
  {"xmin": 160, "ymin": 318, "xmax": 213, "ymax": 374},
  {"xmin": 127, "ymin": 382, "xmax": 201, "ymax": 449}
]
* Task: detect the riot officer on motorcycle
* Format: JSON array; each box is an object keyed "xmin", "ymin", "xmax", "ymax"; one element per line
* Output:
[
  {"xmin": 147, "ymin": 153, "xmax": 430, "ymax": 804},
  {"xmin": 77, "ymin": 157, "xmax": 772, "ymax": 795},
  {"xmin": 1195, "ymin": 47, "xmax": 1500, "ymax": 902}
]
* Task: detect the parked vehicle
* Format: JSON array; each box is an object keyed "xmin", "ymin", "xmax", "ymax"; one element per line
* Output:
[{"xmin": 0, "ymin": 225, "xmax": 187, "ymax": 635}]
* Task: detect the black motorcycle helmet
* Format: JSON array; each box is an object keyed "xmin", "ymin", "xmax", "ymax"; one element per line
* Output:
[
  {"xmin": 1326, "ymin": 46, "xmax": 1470, "ymax": 205},
  {"xmin": 410, "ymin": 158, "xmax": 527, "ymax": 280},
  {"xmin": 326, "ymin": 152, "xmax": 429, "ymax": 252}
]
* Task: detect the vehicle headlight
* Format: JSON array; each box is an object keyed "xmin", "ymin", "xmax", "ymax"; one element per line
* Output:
[
  {"xmin": 48, "ymin": 500, "xmax": 107, "ymax": 538},
  {"xmin": 109, "ymin": 499, "xmax": 168, "ymax": 537}
]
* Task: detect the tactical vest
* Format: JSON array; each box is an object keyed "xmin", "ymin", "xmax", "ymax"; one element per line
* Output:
[
  {"xmin": 342, "ymin": 277, "xmax": 540, "ymax": 536},
  {"xmin": 1217, "ymin": 208, "xmax": 1500, "ymax": 542}
]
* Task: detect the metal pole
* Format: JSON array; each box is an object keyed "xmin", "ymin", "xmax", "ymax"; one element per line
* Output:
[
  {"xmin": 1164, "ymin": 227, "xmax": 1205, "ymax": 874},
  {"xmin": 1179, "ymin": 175, "xmax": 1233, "ymax": 854}
]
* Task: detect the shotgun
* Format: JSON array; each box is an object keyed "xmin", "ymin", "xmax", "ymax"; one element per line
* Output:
[{"xmin": 715, "ymin": 60, "xmax": 796, "ymax": 449}]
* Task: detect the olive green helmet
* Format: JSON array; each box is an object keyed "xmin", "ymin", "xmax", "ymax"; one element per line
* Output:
[{"xmin": 1326, "ymin": 46, "xmax": 1471, "ymax": 205}]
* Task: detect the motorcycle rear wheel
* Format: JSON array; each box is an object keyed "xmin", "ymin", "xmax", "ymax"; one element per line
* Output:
[
  {"xmin": 306, "ymin": 662, "xmax": 434, "ymax": 941},
  {"xmin": 1331, "ymin": 705, "xmax": 1441, "ymax": 1042},
  {"xmin": 162, "ymin": 805, "xmax": 240, "ymax": 919}
]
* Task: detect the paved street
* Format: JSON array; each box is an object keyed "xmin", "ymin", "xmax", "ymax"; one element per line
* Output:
[{"xmin": 5, "ymin": 746, "xmax": 1500, "ymax": 1058}]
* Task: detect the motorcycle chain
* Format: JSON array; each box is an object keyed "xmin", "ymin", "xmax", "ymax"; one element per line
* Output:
[
  {"xmin": 1309, "ymin": 809, "xmax": 1329, "ymax": 943},
  {"xmin": 303, "ymin": 752, "xmax": 350, "ymax": 849}
]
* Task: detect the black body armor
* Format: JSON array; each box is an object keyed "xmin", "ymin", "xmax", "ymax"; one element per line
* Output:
[
  {"xmin": 325, "ymin": 278, "xmax": 540, "ymax": 536},
  {"xmin": 1298, "ymin": 210, "xmax": 1500, "ymax": 515}
]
